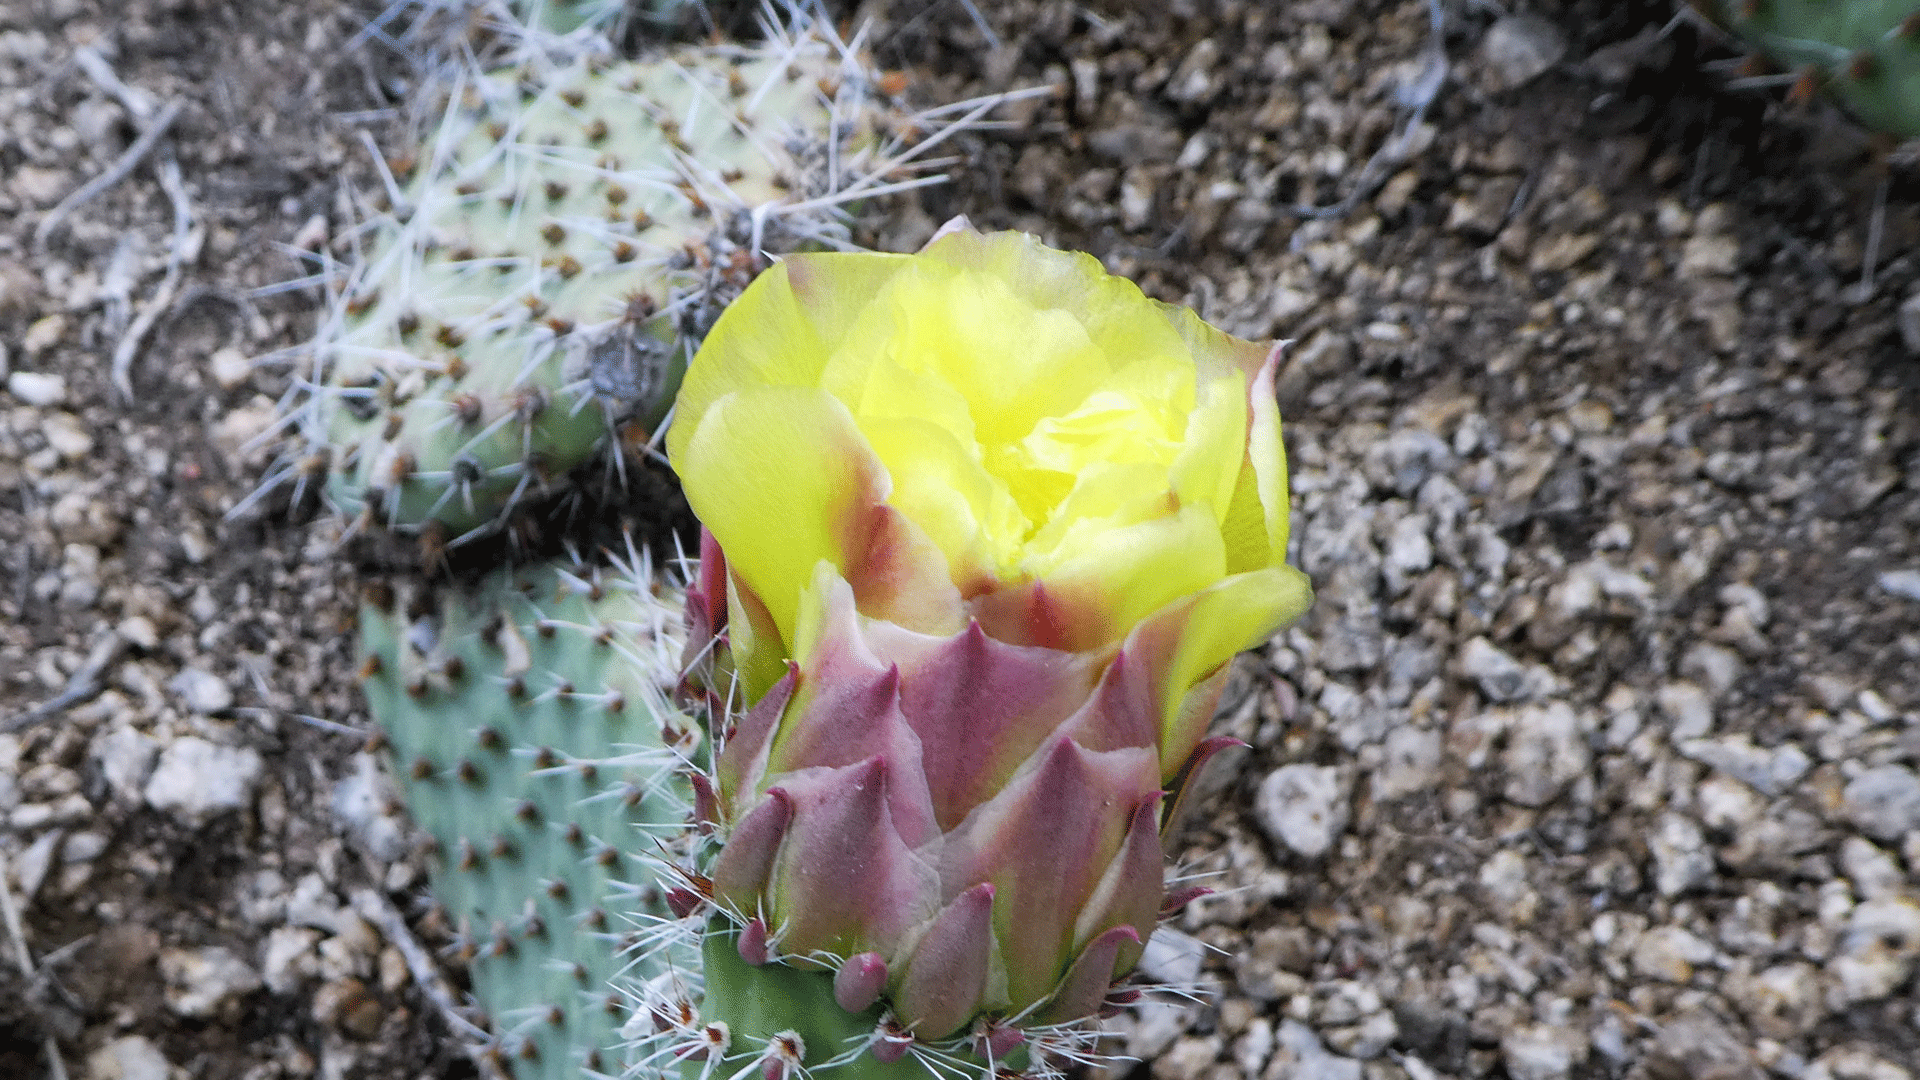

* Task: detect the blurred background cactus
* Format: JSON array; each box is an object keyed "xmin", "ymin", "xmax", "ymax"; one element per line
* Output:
[{"xmin": 1692, "ymin": 0, "xmax": 1920, "ymax": 136}]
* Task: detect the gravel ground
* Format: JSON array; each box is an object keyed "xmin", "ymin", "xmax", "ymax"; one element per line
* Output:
[{"xmin": 3, "ymin": 2, "xmax": 1919, "ymax": 1080}]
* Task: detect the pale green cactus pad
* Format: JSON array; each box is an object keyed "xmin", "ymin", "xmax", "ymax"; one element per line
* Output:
[
  {"xmin": 357, "ymin": 555, "xmax": 698, "ymax": 1077},
  {"xmin": 264, "ymin": 24, "xmax": 928, "ymax": 544},
  {"xmin": 1702, "ymin": 0, "xmax": 1920, "ymax": 136}
]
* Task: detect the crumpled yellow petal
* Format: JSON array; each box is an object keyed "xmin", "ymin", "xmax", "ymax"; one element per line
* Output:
[
  {"xmin": 667, "ymin": 253, "xmax": 911, "ymax": 468},
  {"xmin": 677, "ymin": 385, "xmax": 964, "ymax": 674},
  {"xmin": 1028, "ymin": 502, "xmax": 1226, "ymax": 648},
  {"xmin": 1154, "ymin": 565, "xmax": 1314, "ymax": 752},
  {"xmin": 1169, "ymin": 370, "xmax": 1247, "ymax": 526},
  {"xmin": 858, "ymin": 414, "xmax": 1026, "ymax": 591}
]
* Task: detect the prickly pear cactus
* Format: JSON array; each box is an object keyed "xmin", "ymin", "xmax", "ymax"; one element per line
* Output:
[
  {"xmin": 273, "ymin": 28, "xmax": 916, "ymax": 544},
  {"xmin": 1699, "ymin": 1, "xmax": 1920, "ymax": 136},
  {"xmin": 357, "ymin": 555, "xmax": 699, "ymax": 1076}
]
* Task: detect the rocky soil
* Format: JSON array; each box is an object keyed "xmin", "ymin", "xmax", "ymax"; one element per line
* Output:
[{"xmin": 2, "ymin": 1, "xmax": 1918, "ymax": 1080}]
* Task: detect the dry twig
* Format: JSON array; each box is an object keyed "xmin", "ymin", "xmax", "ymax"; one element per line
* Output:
[
  {"xmin": 350, "ymin": 888, "xmax": 511, "ymax": 1080},
  {"xmin": 0, "ymin": 852, "xmax": 70, "ymax": 1080},
  {"xmin": 30, "ymin": 99, "xmax": 183, "ymax": 253}
]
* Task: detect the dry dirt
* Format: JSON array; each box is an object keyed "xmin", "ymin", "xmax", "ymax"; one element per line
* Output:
[{"xmin": 2, "ymin": 1, "xmax": 1918, "ymax": 1080}]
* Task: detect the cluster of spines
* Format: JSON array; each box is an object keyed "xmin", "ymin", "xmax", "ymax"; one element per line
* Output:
[{"xmin": 1700, "ymin": 0, "xmax": 1920, "ymax": 136}]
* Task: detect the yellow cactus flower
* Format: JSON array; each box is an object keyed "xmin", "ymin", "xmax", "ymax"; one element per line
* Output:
[
  {"xmin": 670, "ymin": 226, "xmax": 1314, "ymax": 1041},
  {"xmin": 670, "ymin": 227, "xmax": 1311, "ymax": 706}
]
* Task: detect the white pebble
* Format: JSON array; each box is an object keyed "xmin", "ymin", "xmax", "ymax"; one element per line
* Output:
[
  {"xmin": 7, "ymin": 369, "xmax": 66, "ymax": 406},
  {"xmin": 169, "ymin": 667, "xmax": 234, "ymax": 714},
  {"xmin": 1255, "ymin": 764, "xmax": 1348, "ymax": 858},
  {"xmin": 1879, "ymin": 569, "xmax": 1920, "ymax": 601},
  {"xmin": 85, "ymin": 1035, "xmax": 175, "ymax": 1080},
  {"xmin": 144, "ymin": 737, "xmax": 262, "ymax": 823},
  {"xmin": 1842, "ymin": 766, "xmax": 1920, "ymax": 843},
  {"xmin": 159, "ymin": 945, "xmax": 263, "ymax": 1018}
]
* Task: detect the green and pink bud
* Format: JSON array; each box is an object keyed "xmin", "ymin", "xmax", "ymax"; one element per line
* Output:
[{"xmin": 666, "ymin": 226, "xmax": 1313, "ymax": 1051}]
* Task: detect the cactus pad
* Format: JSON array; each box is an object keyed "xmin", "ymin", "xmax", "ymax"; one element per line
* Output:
[
  {"xmin": 1702, "ymin": 1, "xmax": 1920, "ymax": 136},
  {"xmin": 273, "ymin": 27, "xmax": 921, "ymax": 543},
  {"xmin": 358, "ymin": 555, "xmax": 697, "ymax": 1077}
]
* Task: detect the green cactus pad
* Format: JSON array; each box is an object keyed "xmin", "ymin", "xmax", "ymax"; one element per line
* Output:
[
  {"xmin": 1704, "ymin": 1, "xmax": 1920, "ymax": 136},
  {"xmin": 358, "ymin": 558, "xmax": 698, "ymax": 1077},
  {"xmin": 297, "ymin": 35, "xmax": 894, "ymax": 540}
]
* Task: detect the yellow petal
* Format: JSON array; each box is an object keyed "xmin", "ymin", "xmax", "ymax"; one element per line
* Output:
[
  {"xmin": 1168, "ymin": 369, "xmax": 1247, "ymax": 526},
  {"xmin": 923, "ymin": 231, "xmax": 1192, "ymax": 377},
  {"xmin": 1246, "ymin": 345, "xmax": 1292, "ymax": 563},
  {"xmin": 858, "ymin": 414, "xmax": 1027, "ymax": 589},
  {"xmin": 1029, "ymin": 503, "xmax": 1226, "ymax": 648},
  {"xmin": 677, "ymin": 386, "xmax": 964, "ymax": 661},
  {"xmin": 667, "ymin": 254, "xmax": 910, "ymax": 468},
  {"xmin": 1155, "ymin": 565, "xmax": 1314, "ymax": 752},
  {"xmin": 882, "ymin": 260, "xmax": 1111, "ymax": 447}
]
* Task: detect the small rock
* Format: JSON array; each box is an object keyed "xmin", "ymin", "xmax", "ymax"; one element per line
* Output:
[
  {"xmin": 1839, "ymin": 837, "xmax": 1905, "ymax": 900},
  {"xmin": 20, "ymin": 313, "xmax": 66, "ymax": 356},
  {"xmin": 1267, "ymin": 1020, "xmax": 1362, "ymax": 1080},
  {"xmin": 1678, "ymin": 735, "xmax": 1810, "ymax": 797},
  {"xmin": 208, "ymin": 346, "xmax": 253, "ymax": 391},
  {"xmin": 117, "ymin": 615, "xmax": 159, "ymax": 650},
  {"xmin": 1372, "ymin": 724, "xmax": 1442, "ymax": 801},
  {"xmin": 1657, "ymin": 681, "xmax": 1714, "ymax": 739},
  {"xmin": 43, "ymin": 412, "xmax": 93, "ymax": 460},
  {"xmin": 7, "ymin": 369, "xmax": 66, "ymax": 406},
  {"xmin": 1478, "ymin": 849, "xmax": 1538, "ymax": 923},
  {"xmin": 313, "ymin": 976, "xmax": 385, "ymax": 1041},
  {"xmin": 1502, "ymin": 701, "xmax": 1590, "ymax": 808},
  {"xmin": 159, "ymin": 945, "xmax": 263, "ymax": 1018},
  {"xmin": 93, "ymin": 725, "xmax": 161, "ymax": 803},
  {"xmin": 85, "ymin": 1035, "xmax": 174, "ymax": 1080},
  {"xmin": 11, "ymin": 829, "xmax": 62, "ymax": 903},
  {"xmin": 62, "ymin": 831, "xmax": 108, "ymax": 863},
  {"xmin": 1154, "ymin": 1034, "xmax": 1221, "ymax": 1080},
  {"xmin": 1730, "ymin": 963, "xmax": 1826, "ymax": 1040},
  {"xmin": 1255, "ymin": 764, "xmax": 1348, "ymax": 859},
  {"xmin": 1696, "ymin": 775, "xmax": 1765, "ymax": 832},
  {"xmin": 11, "ymin": 166, "xmax": 68, "ymax": 207},
  {"xmin": 1809, "ymin": 1046, "xmax": 1916, "ymax": 1080},
  {"xmin": 1646, "ymin": 1009, "xmax": 1761, "ymax": 1080},
  {"xmin": 1898, "ymin": 290, "xmax": 1920, "ymax": 355},
  {"xmin": 1828, "ymin": 897, "xmax": 1920, "ymax": 1005},
  {"xmin": 1501, "ymin": 1024, "xmax": 1583, "ymax": 1080},
  {"xmin": 261, "ymin": 926, "xmax": 321, "ymax": 994},
  {"xmin": 144, "ymin": 737, "xmax": 262, "ymax": 823},
  {"xmin": 1478, "ymin": 14, "xmax": 1568, "ymax": 92},
  {"xmin": 1842, "ymin": 766, "xmax": 1920, "ymax": 842},
  {"xmin": 168, "ymin": 667, "xmax": 233, "ymax": 714},
  {"xmin": 1632, "ymin": 925, "xmax": 1713, "ymax": 983},
  {"xmin": 1650, "ymin": 813, "xmax": 1714, "ymax": 896},
  {"xmin": 1460, "ymin": 637, "xmax": 1558, "ymax": 703},
  {"xmin": 1681, "ymin": 642, "xmax": 1743, "ymax": 699},
  {"xmin": 1679, "ymin": 233, "xmax": 1741, "ymax": 278},
  {"xmin": 1878, "ymin": 569, "xmax": 1920, "ymax": 601},
  {"xmin": 1321, "ymin": 1009, "xmax": 1397, "ymax": 1059}
]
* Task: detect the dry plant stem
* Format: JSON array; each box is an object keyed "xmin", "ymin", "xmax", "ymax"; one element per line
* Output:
[
  {"xmin": 3, "ymin": 631, "xmax": 125, "ymax": 733},
  {"xmin": 30, "ymin": 98, "xmax": 182, "ymax": 252},
  {"xmin": 349, "ymin": 888, "xmax": 511, "ymax": 1080},
  {"xmin": 0, "ymin": 853, "xmax": 71, "ymax": 1080},
  {"xmin": 110, "ymin": 150, "xmax": 199, "ymax": 401}
]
